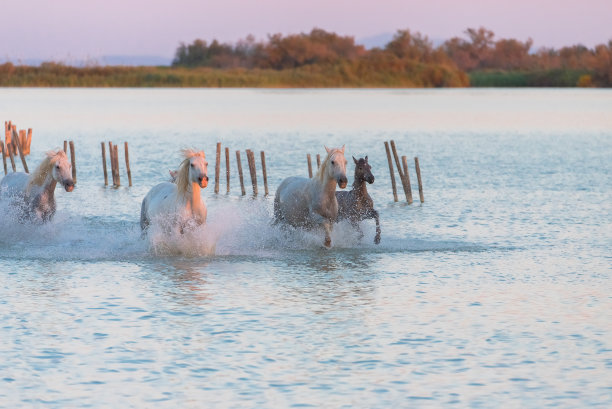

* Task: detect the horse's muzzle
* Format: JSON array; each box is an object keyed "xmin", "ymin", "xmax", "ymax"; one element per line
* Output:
[
  {"xmin": 338, "ymin": 177, "xmax": 348, "ymax": 189},
  {"xmin": 199, "ymin": 175, "xmax": 209, "ymax": 188},
  {"xmin": 367, "ymin": 175, "xmax": 375, "ymax": 184},
  {"xmin": 64, "ymin": 182, "xmax": 75, "ymax": 192}
]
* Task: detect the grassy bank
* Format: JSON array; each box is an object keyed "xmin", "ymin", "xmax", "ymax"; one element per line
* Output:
[
  {"xmin": 469, "ymin": 69, "xmax": 595, "ymax": 87},
  {"xmin": 0, "ymin": 61, "xmax": 468, "ymax": 88}
]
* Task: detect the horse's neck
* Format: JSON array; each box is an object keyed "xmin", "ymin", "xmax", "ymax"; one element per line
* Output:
[
  {"xmin": 312, "ymin": 174, "xmax": 337, "ymax": 198},
  {"xmin": 184, "ymin": 182, "xmax": 205, "ymax": 220},
  {"xmin": 189, "ymin": 182, "xmax": 202, "ymax": 209},
  {"xmin": 353, "ymin": 179, "xmax": 368, "ymax": 198},
  {"xmin": 27, "ymin": 172, "xmax": 57, "ymax": 200}
]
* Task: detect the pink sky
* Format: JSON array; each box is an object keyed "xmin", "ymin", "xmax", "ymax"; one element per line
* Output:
[{"xmin": 2, "ymin": 0, "xmax": 610, "ymax": 62}]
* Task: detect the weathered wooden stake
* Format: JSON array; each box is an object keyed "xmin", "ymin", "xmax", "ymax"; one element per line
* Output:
[
  {"xmin": 108, "ymin": 142, "xmax": 116, "ymax": 186},
  {"xmin": 225, "ymin": 147, "xmax": 230, "ymax": 194},
  {"xmin": 401, "ymin": 155, "xmax": 413, "ymax": 204},
  {"xmin": 124, "ymin": 142, "xmax": 132, "ymax": 187},
  {"xmin": 214, "ymin": 142, "xmax": 221, "ymax": 194},
  {"xmin": 7, "ymin": 139, "xmax": 16, "ymax": 172},
  {"xmin": 1, "ymin": 141, "xmax": 7, "ymax": 175},
  {"xmin": 63, "ymin": 140, "xmax": 67, "ymax": 153},
  {"xmin": 260, "ymin": 151, "xmax": 269, "ymax": 196},
  {"xmin": 316, "ymin": 154, "xmax": 321, "ymax": 170},
  {"xmin": 235, "ymin": 150, "xmax": 246, "ymax": 196},
  {"xmin": 25, "ymin": 128, "xmax": 32, "ymax": 155},
  {"xmin": 384, "ymin": 141, "xmax": 398, "ymax": 202},
  {"xmin": 246, "ymin": 149, "xmax": 258, "ymax": 196},
  {"xmin": 13, "ymin": 129, "xmax": 29, "ymax": 173},
  {"xmin": 113, "ymin": 144, "xmax": 120, "ymax": 186},
  {"xmin": 101, "ymin": 142, "xmax": 108, "ymax": 186},
  {"xmin": 415, "ymin": 156, "xmax": 424, "ymax": 203},
  {"xmin": 69, "ymin": 141, "xmax": 76, "ymax": 183},
  {"xmin": 390, "ymin": 140, "xmax": 410, "ymax": 203},
  {"xmin": 307, "ymin": 154, "xmax": 313, "ymax": 178}
]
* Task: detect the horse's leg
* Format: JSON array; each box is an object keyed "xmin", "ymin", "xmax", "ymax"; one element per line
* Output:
[
  {"xmin": 323, "ymin": 219, "xmax": 333, "ymax": 248},
  {"xmin": 272, "ymin": 194, "xmax": 282, "ymax": 225},
  {"xmin": 140, "ymin": 198, "xmax": 150, "ymax": 235},
  {"xmin": 351, "ymin": 218, "xmax": 364, "ymax": 241},
  {"xmin": 369, "ymin": 209, "xmax": 381, "ymax": 244}
]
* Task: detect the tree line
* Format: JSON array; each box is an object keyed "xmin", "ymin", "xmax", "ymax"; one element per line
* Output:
[{"xmin": 172, "ymin": 27, "xmax": 612, "ymax": 87}]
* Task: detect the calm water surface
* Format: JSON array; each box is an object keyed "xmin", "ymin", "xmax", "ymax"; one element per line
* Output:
[{"xmin": 0, "ymin": 89, "xmax": 611, "ymax": 408}]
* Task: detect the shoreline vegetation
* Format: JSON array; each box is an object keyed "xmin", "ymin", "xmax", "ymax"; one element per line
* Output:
[{"xmin": 1, "ymin": 27, "xmax": 610, "ymax": 88}]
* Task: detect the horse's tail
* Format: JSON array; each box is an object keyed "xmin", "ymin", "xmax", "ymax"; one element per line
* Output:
[{"xmin": 140, "ymin": 196, "xmax": 149, "ymax": 233}]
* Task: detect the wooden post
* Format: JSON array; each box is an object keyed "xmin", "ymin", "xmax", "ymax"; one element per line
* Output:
[
  {"xmin": 214, "ymin": 142, "xmax": 221, "ymax": 194},
  {"xmin": 25, "ymin": 128, "xmax": 32, "ymax": 155},
  {"xmin": 124, "ymin": 142, "xmax": 132, "ymax": 187},
  {"xmin": 260, "ymin": 151, "xmax": 269, "ymax": 196},
  {"xmin": 415, "ymin": 156, "xmax": 424, "ymax": 203},
  {"xmin": 1, "ymin": 141, "xmax": 7, "ymax": 175},
  {"xmin": 307, "ymin": 154, "xmax": 313, "ymax": 178},
  {"xmin": 390, "ymin": 140, "xmax": 410, "ymax": 203},
  {"xmin": 108, "ymin": 142, "xmax": 115, "ymax": 186},
  {"xmin": 246, "ymin": 149, "xmax": 258, "ymax": 196},
  {"xmin": 113, "ymin": 144, "xmax": 120, "ymax": 186},
  {"xmin": 101, "ymin": 142, "xmax": 108, "ymax": 186},
  {"xmin": 384, "ymin": 141, "xmax": 398, "ymax": 202},
  {"xmin": 10, "ymin": 125, "xmax": 17, "ymax": 156},
  {"xmin": 7, "ymin": 137, "xmax": 16, "ymax": 172},
  {"xmin": 235, "ymin": 150, "xmax": 246, "ymax": 196},
  {"xmin": 316, "ymin": 154, "xmax": 321, "ymax": 170},
  {"xmin": 401, "ymin": 155, "xmax": 413, "ymax": 204},
  {"xmin": 69, "ymin": 141, "xmax": 76, "ymax": 183},
  {"xmin": 225, "ymin": 147, "xmax": 230, "ymax": 194},
  {"xmin": 13, "ymin": 128, "xmax": 29, "ymax": 173},
  {"xmin": 63, "ymin": 140, "xmax": 67, "ymax": 153},
  {"xmin": 5, "ymin": 125, "xmax": 12, "ymax": 157}
]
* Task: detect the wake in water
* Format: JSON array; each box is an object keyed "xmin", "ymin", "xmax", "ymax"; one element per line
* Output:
[{"xmin": 0, "ymin": 198, "xmax": 483, "ymax": 261}]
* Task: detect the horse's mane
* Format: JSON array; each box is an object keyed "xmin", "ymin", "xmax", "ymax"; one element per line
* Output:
[
  {"xmin": 28, "ymin": 150, "xmax": 67, "ymax": 188},
  {"xmin": 315, "ymin": 148, "xmax": 343, "ymax": 182},
  {"xmin": 175, "ymin": 149, "xmax": 206, "ymax": 195}
]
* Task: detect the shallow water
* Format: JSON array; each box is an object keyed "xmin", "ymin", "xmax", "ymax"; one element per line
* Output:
[{"xmin": 0, "ymin": 88, "xmax": 611, "ymax": 408}]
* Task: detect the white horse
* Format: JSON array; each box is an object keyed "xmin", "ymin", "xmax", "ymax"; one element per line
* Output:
[
  {"xmin": 0, "ymin": 149, "xmax": 74, "ymax": 222},
  {"xmin": 274, "ymin": 145, "xmax": 348, "ymax": 247},
  {"xmin": 140, "ymin": 149, "xmax": 209, "ymax": 234}
]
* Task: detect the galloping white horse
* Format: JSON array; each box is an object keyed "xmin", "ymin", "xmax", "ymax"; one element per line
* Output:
[
  {"xmin": 274, "ymin": 145, "xmax": 348, "ymax": 247},
  {"xmin": 140, "ymin": 149, "xmax": 209, "ymax": 234},
  {"xmin": 0, "ymin": 149, "xmax": 74, "ymax": 222}
]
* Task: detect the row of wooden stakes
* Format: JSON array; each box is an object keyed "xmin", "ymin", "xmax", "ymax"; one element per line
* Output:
[
  {"xmin": 383, "ymin": 140, "xmax": 424, "ymax": 204},
  {"xmin": 212, "ymin": 143, "xmax": 270, "ymax": 196},
  {"xmin": 101, "ymin": 141, "xmax": 132, "ymax": 187},
  {"xmin": 2, "ymin": 121, "xmax": 33, "ymax": 175},
  {"xmin": 99, "ymin": 141, "xmax": 269, "ymax": 196}
]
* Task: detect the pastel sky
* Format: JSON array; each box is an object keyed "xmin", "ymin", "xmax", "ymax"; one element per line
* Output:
[{"xmin": 2, "ymin": 0, "xmax": 610, "ymax": 62}]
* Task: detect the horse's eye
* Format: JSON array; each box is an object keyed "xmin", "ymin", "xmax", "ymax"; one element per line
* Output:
[
  {"xmin": 56, "ymin": 165, "xmax": 60, "ymax": 169},
  {"xmin": 331, "ymin": 160, "xmax": 335, "ymax": 165},
  {"xmin": 190, "ymin": 163, "xmax": 194, "ymax": 167}
]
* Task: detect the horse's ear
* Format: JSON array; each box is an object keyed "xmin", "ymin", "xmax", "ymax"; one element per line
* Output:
[
  {"xmin": 353, "ymin": 156, "xmax": 358, "ymax": 164},
  {"xmin": 325, "ymin": 146, "xmax": 331, "ymax": 154},
  {"xmin": 365, "ymin": 155, "xmax": 368, "ymax": 162},
  {"xmin": 341, "ymin": 145, "xmax": 345, "ymax": 153}
]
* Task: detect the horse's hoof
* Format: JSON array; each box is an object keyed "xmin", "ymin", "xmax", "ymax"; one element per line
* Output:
[
  {"xmin": 324, "ymin": 238, "xmax": 332, "ymax": 248},
  {"xmin": 374, "ymin": 235, "xmax": 381, "ymax": 245}
]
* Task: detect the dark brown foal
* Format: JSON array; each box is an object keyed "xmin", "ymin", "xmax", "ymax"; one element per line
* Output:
[{"xmin": 335, "ymin": 156, "xmax": 381, "ymax": 244}]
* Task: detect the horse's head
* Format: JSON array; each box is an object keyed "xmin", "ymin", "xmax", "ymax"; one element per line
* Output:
[
  {"xmin": 51, "ymin": 151, "xmax": 74, "ymax": 192},
  {"xmin": 186, "ymin": 150, "xmax": 209, "ymax": 188},
  {"xmin": 324, "ymin": 145, "xmax": 348, "ymax": 189},
  {"xmin": 353, "ymin": 156, "xmax": 374, "ymax": 184}
]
